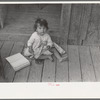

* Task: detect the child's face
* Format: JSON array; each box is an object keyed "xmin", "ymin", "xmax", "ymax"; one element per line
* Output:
[{"xmin": 36, "ymin": 24, "xmax": 47, "ymax": 36}]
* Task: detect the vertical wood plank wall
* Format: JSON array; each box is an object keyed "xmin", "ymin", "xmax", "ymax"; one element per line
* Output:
[
  {"xmin": 61, "ymin": 4, "xmax": 100, "ymax": 45},
  {"xmin": 60, "ymin": 4, "xmax": 71, "ymax": 44},
  {"xmin": 1, "ymin": 4, "xmax": 100, "ymax": 45},
  {"xmin": 83, "ymin": 4, "xmax": 100, "ymax": 45}
]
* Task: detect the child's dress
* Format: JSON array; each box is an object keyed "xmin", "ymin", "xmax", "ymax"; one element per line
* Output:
[{"xmin": 24, "ymin": 32, "xmax": 66, "ymax": 59}]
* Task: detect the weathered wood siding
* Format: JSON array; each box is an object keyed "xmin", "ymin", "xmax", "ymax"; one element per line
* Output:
[
  {"xmin": 2, "ymin": 40, "xmax": 100, "ymax": 82},
  {"xmin": 83, "ymin": 4, "xmax": 100, "ymax": 45},
  {"xmin": 61, "ymin": 4, "xmax": 92, "ymax": 45},
  {"xmin": 60, "ymin": 4, "xmax": 71, "ymax": 44},
  {"xmin": 1, "ymin": 4, "xmax": 100, "ymax": 45}
]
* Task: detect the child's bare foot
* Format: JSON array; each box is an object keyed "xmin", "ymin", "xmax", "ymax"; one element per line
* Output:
[
  {"xmin": 59, "ymin": 56, "xmax": 68, "ymax": 62},
  {"xmin": 62, "ymin": 53, "xmax": 68, "ymax": 58}
]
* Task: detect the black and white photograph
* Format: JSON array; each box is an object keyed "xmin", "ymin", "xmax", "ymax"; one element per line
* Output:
[
  {"xmin": 0, "ymin": 2, "xmax": 100, "ymax": 82},
  {"xmin": 0, "ymin": 0, "xmax": 100, "ymax": 98}
]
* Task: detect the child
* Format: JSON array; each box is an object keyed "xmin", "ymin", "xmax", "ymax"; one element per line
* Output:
[{"xmin": 24, "ymin": 18, "xmax": 68, "ymax": 63}]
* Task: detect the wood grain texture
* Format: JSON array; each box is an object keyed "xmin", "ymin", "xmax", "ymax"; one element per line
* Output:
[
  {"xmin": 28, "ymin": 60, "xmax": 43, "ymax": 82},
  {"xmin": 0, "ymin": 41, "xmax": 14, "ymax": 82},
  {"xmin": 68, "ymin": 45, "xmax": 81, "ymax": 82},
  {"xmin": 84, "ymin": 4, "xmax": 100, "ymax": 45},
  {"xmin": 60, "ymin": 4, "xmax": 71, "ymax": 43},
  {"xmin": 1, "ymin": 40, "xmax": 100, "ymax": 82},
  {"xmin": 13, "ymin": 66, "xmax": 30, "ymax": 82},
  {"xmin": 42, "ymin": 59, "xmax": 55, "ymax": 82},
  {"xmin": 68, "ymin": 4, "xmax": 82, "ymax": 45},
  {"xmin": 56, "ymin": 45, "xmax": 68, "ymax": 82},
  {"xmin": 0, "ymin": 41, "xmax": 3, "ymax": 49},
  {"xmin": 90, "ymin": 46, "xmax": 100, "ymax": 81},
  {"xmin": 0, "ymin": 41, "xmax": 5, "ymax": 81},
  {"xmin": 12, "ymin": 43, "xmax": 29, "ymax": 82},
  {"xmin": 79, "ymin": 46, "xmax": 96, "ymax": 81},
  {"xmin": 1, "ymin": 41, "xmax": 14, "ymax": 67},
  {"xmin": 0, "ymin": 48, "xmax": 5, "ymax": 80},
  {"xmin": 4, "ymin": 42, "xmax": 24, "ymax": 82},
  {"xmin": 78, "ymin": 4, "xmax": 91, "ymax": 45}
]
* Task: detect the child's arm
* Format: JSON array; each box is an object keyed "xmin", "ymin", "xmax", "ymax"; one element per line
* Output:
[
  {"xmin": 27, "ymin": 46, "xmax": 33, "ymax": 54},
  {"xmin": 27, "ymin": 33, "xmax": 35, "ymax": 47},
  {"xmin": 27, "ymin": 33, "xmax": 36, "ymax": 54}
]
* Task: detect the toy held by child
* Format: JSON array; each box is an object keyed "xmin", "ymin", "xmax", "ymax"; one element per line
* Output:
[{"xmin": 23, "ymin": 18, "xmax": 68, "ymax": 62}]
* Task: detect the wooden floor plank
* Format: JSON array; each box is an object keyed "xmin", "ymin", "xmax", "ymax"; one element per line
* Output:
[
  {"xmin": 68, "ymin": 45, "xmax": 82, "ymax": 82},
  {"xmin": 56, "ymin": 45, "xmax": 69, "ymax": 82},
  {"xmin": 42, "ymin": 59, "xmax": 55, "ymax": 82},
  {"xmin": 0, "ymin": 41, "xmax": 4, "ymax": 49},
  {"xmin": 0, "ymin": 42, "xmax": 6, "ymax": 82},
  {"xmin": 13, "ymin": 67, "xmax": 30, "ymax": 82},
  {"xmin": 90, "ymin": 46, "xmax": 100, "ymax": 81},
  {"xmin": 4, "ymin": 42, "xmax": 24, "ymax": 82},
  {"xmin": 0, "ymin": 76, "xmax": 6, "ymax": 82},
  {"xmin": 28, "ymin": 60, "xmax": 43, "ymax": 82},
  {"xmin": 1, "ymin": 41, "xmax": 100, "ymax": 82},
  {"xmin": 0, "ymin": 41, "xmax": 4, "ymax": 75},
  {"xmin": 0, "ymin": 41, "xmax": 14, "ymax": 82},
  {"xmin": 79, "ymin": 46, "xmax": 96, "ymax": 81},
  {"xmin": 1, "ymin": 41, "xmax": 14, "ymax": 67},
  {"xmin": 12, "ymin": 43, "xmax": 30, "ymax": 82}
]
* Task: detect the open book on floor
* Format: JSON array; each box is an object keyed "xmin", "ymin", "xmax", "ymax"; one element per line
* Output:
[{"xmin": 6, "ymin": 53, "xmax": 30, "ymax": 71}]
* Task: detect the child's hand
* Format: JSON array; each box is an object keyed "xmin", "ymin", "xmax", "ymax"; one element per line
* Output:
[
  {"xmin": 28, "ymin": 46, "xmax": 33, "ymax": 54},
  {"xmin": 29, "ymin": 48, "xmax": 33, "ymax": 54}
]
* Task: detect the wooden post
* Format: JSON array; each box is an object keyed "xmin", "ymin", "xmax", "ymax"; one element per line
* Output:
[
  {"xmin": 83, "ymin": 4, "xmax": 100, "ymax": 45},
  {"xmin": 60, "ymin": 4, "xmax": 71, "ymax": 44},
  {"xmin": 65, "ymin": 4, "xmax": 91, "ymax": 45},
  {"xmin": 68, "ymin": 4, "xmax": 83, "ymax": 45},
  {"xmin": 0, "ymin": 4, "xmax": 7, "ymax": 29},
  {"xmin": 78, "ymin": 4, "xmax": 92, "ymax": 45}
]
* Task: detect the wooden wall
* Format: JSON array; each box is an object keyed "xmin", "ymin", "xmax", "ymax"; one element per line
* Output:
[
  {"xmin": 1, "ymin": 4, "xmax": 100, "ymax": 46},
  {"xmin": 61, "ymin": 4, "xmax": 100, "ymax": 46}
]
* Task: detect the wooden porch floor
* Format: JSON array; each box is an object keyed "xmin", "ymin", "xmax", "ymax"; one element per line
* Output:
[{"xmin": 0, "ymin": 40, "xmax": 100, "ymax": 82}]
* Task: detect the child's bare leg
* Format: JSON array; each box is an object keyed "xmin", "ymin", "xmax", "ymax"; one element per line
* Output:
[
  {"xmin": 50, "ymin": 47, "xmax": 67, "ymax": 62},
  {"xmin": 38, "ymin": 54, "xmax": 53, "ymax": 61}
]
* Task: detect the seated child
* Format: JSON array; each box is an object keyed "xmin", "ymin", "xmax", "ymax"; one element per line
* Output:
[{"xmin": 23, "ymin": 18, "xmax": 68, "ymax": 63}]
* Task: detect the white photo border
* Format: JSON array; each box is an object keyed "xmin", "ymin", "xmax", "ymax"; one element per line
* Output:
[{"xmin": 0, "ymin": 1, "xmax": 100, "ymax": 99}]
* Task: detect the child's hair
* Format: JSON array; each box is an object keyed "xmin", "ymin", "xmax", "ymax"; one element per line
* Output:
[{"xmin": 34, "ymin": 18, "xmax": 48, "ymax": 31}]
